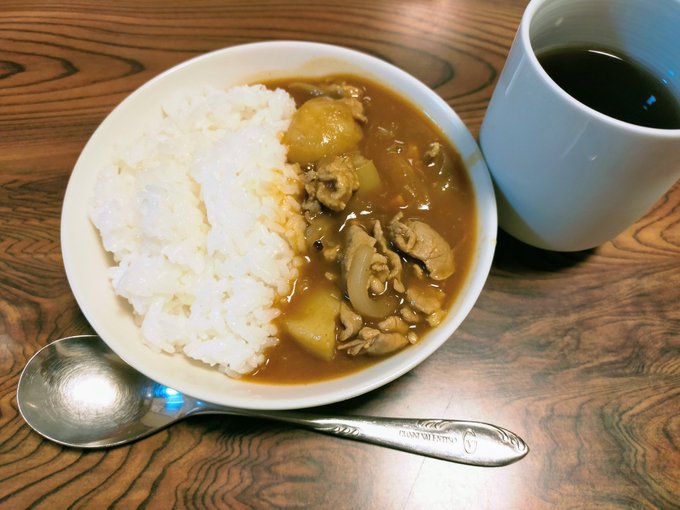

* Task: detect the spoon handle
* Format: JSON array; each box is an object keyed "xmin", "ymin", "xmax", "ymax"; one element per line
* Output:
[{"xmin": 232, "ymin": 411, "xmax": 528, "ymax": 466}]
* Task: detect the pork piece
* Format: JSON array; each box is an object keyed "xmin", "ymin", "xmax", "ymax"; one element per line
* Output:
[
  {"xmin": 322, "ymin": 244, "xmax": 340, "ymax": 262},
  {"xmin": 339, "ymin": 302, "xmax": 363, "ymax": 342},
  {"xmin": 406, "ymin": 286, "xmax": 446, "ymax": 327},
  {"xmin": 342, "ymin": 223, "xmax": 376, "ymax": 274},
  {"xmin": 387, "ymin": 212, "xmax": 455, "ymax": 280},
  {"xmin": 340, "ymin": 97, "xmax": 367, "ymax": 123},
  {"xmin": 303, "ymin": 154, "xmax": 360, "ymax": 212},
  {"xmin": 327, "ymin": 82, "xmax": 363, "ymax": 100},
  {"xmin": 425, "ymin": 310, "xmax": 445, "ymax": 327},
  {"xmin": 377, "ymin": 315, "xmax": 409, "ymax": 334},
  {"xmin": 318, "ymin": 83, "xmax": 366, "ymax": 122},
  {"xmin": 341, "ymin": 222, "xmax": 406, "ymax": 298},
  {"xmin": 364, "ymin": 246, "xmax": 390, "ymax": 295},
  {"xmin": 292, "ymin": 82, "xmax": 367, "ymax": 123},
  {"xmin": 301, "ymin": 192, "xmax": 322, "ymax": 218},
  {"xmin": 341, "ymin": 223, "xmax": 387, "ymax": 283},
  {"xmin": 406, "ymin": 285, "xmax": 444, "ymax": 315},
  {"xmin": 424, "ymin": 141, "xmax": 442, "ymax": 163},
  {"xmin": 372, "ymin": 221, "xmax": 405, "ymax": 293},
  {"xmin": 423, "ymin": 141, "xmax": 447, "ymax": 173},
  {"xmin": 342, "ymin": 222, "xmax": 396, "ymax": 296},
  {"xmin": 339, "ymin": 326, "xmax": 410, "ymax": 356},
  {"xmin": 399, "ymin": 306, "xmax": 421, "ymax": 324}
]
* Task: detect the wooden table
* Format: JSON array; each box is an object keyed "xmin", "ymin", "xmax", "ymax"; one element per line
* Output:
[{"xmin": 2, "ymin": 1, "xmax": 678, "ymax": 508}]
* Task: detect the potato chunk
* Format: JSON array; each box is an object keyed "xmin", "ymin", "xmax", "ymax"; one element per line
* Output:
[
  {"xmin": 354, "ymin": 157, "xmax": 381, "ymax": 196},
  {"xmin": 282, "ymin": 288, "xmax": 341, "ymax": 361},
  {"xmin": 284, "ymin": 97, "xmax": 363, "ymax": 165}
]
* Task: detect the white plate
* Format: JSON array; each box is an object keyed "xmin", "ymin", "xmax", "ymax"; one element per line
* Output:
[{"xmin": 61, "ymin": 41, "xmax": 497, "ymax": 410}]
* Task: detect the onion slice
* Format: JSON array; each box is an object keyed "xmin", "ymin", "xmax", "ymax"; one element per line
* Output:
[{"xmin": 347, "ymin": 244, "xmax": 398, "ymax": 318}]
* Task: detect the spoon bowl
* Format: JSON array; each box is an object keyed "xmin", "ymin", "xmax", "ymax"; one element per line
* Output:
[
  {"xmin": 17, "ymin": 335, "xmax": 529, "ymax": 466},
  {"xmin": 17, "ymin": 335, "xmax": 177, "ymax": 447}
]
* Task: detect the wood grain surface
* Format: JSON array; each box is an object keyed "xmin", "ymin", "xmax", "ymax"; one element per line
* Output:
[{"xmin": 1, "ymin": 1, "xmax": 678, "ymax": 508}]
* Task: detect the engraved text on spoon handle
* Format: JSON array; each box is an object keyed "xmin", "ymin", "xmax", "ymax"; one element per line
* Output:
[{"xmin": 241, "ymin": 412, "xmax": 529, "ymax": 467}]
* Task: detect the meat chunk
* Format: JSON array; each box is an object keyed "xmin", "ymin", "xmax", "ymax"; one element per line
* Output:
[
  {"xmin": 377, "ymin": 315, "xmax": 409, "ymax": 334},
  {"xmin": 323, "ymin": 83, "xmax": 367, "ymax": 123},
  {"xmin": 290, "ymin": 81, "xmax": 367, "ymax": 123},
  {"xmin": 301, "ymin": 192, "xmax": 322, "ymax": 218},
  {"xmin": 387, "ymin": 212, "xmax": 455, "ymax": 280},
  {"xmin": 406, "ymin": 285, "xmax": 446, "ymax": 327},
  {"xmin": 339, "ymin": 326, "xmax": 409, "ymax": 356},
  {"xmin": 424, "ymin": 141, "xmax": 442, "ymax": 163},
  {"xmin": 406, "ymin": 285, "xmax": 444, "ymax": 315},
  {"xmin": 327, "ymin": 82, "xmax": 363, "ymax": 100},
  {"xmin": 340, "ymin": 97, "xmax": 367, "ymax": 123},
  {"xmin": 339, "ymin": 302, "xmax": 363, "ymax": 342},
  {"xmin": 341, "ymin": 222, "xmax": 400, "ymax": 297},
  {"xmin": 399, "ymin": 306, "xmax": 421, "ymax": 324},
  {"xmin": 342, "ymin": 223, "xmax": 380, "ymax": 277},
  {"xmin": 318, "ymin": 83, "xmax": 366, "ymax": 122},
  {"xmin": 322, "ymin": 244, "xmax": 340, "ymax": 262},
  {"xmin": 303, "ymin": 154, "xmax": 360, "ymax": 212},
  {"xmin": 337, "ymin": 313, "xmax": 418, "ymax": 356},
  {"xmin": 372, "ymin": 221, "xmax": 404, "ymax": 293}
]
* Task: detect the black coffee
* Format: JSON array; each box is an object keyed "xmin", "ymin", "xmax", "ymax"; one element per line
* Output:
[{"xmin": 537, "ymin": 46, "xmax": 680, "ymax": 129}]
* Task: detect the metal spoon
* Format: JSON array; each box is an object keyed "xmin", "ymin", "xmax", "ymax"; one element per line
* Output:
[{"xmin": 17, "ymin": 335, "xmax": 528, "ymax": 466}]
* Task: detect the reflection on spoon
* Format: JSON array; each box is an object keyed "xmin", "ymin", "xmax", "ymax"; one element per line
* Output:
[{"xmin": 17, "ymin": 335, "xmax": 529, "ymax": 466}]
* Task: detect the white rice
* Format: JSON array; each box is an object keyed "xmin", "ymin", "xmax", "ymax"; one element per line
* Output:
[{"xmin": 89, "ymin": 84, "xmax": 306, "ymax": 376}]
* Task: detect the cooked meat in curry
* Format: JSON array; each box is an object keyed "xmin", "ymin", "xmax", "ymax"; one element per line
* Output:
[{"xmin": 246, "ymin": 75, "xmax": 476, "ymax": 383}]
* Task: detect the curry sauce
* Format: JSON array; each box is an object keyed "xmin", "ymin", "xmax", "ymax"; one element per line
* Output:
[{"xmin": 245, "ymin": 75, "xmax": 476, "ymax": 383}]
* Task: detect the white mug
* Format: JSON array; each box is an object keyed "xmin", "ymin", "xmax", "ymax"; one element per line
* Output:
[{"xmin": 480, "ymin": 0, "xmax": 680, "ymax": 252}]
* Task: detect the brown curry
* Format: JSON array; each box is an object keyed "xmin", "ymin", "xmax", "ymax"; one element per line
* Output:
[{"xmin": 245, "ymin": 75, "xmax": 476, "ymax": 383}]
